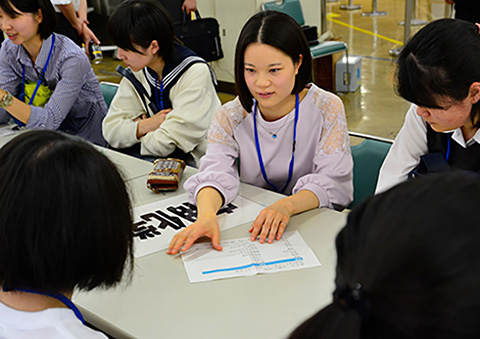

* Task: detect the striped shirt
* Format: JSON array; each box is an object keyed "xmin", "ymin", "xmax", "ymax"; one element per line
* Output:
[{"xmin": 0, "ymin": 33, "xmax": 107, "ymax": 145}]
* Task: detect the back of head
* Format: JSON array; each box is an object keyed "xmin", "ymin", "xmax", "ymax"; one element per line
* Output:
[
  {"xmin": 291, "ymin": 171, "xmax": 480, "ymax": 338},
  {"xmin": 234, "ymin": 10, "xmax": 312, "ymax": 112},
  {"xmin": 107, "ymin": 0, "xmax": 176, "ymax": 63},
  {"xmin": 0, "ymin": 0, "xmax": 57, "ymax": 39},
  {"xmin": 396, "ymin": 19, "xmax": 480, "ymax": 115},
  {"xmin": 0, "ymin": 131, "xmax": 134, "ymax": 294}
]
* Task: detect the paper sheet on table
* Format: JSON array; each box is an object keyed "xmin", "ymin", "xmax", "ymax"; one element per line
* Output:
[
  {"xmin": 133, "ymin": 193, "xmax": 264, "ymax": 258},
  {"xmin": 0, "ymin": 125, "xmax": 17, "ymax": 137},
  {"xmin": 181, "ymin": 231, "xmax": 321, "ymax": 283}
]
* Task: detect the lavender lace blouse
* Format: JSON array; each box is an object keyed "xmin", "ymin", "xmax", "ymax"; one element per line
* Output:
[{"xmin": 185, "ymin": 84, "xmax": 353, "ymax": 209}]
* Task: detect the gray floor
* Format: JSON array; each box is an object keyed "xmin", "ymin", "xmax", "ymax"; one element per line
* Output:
[{"xmin": 330, "ymin": 0, "xmax": 451, "ymax": 139}]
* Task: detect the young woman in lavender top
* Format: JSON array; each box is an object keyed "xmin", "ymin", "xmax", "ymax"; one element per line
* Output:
[
  {"xmin": 168, "ymin": 11, "xmax": 353, "ymax": 254},
  {"xmin": 0, "ymin": 0, "xmax": 107, "ymax": 145}
]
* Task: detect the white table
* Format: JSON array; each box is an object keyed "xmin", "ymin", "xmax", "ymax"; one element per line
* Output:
[
  {"xmin": 74, "ymin": 179, "xmax": 347, "ymax": 339},
  {"xmin": 0, "ymin": 127, "xmax": 347, "ymax": 338},
  {"xmin": 94, "ymin": 146, "xmax": 153, "ymax": 182}
]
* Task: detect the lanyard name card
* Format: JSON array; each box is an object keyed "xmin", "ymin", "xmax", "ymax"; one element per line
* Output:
[
  {"xmin": 22, "ymin": 34, "xmax": 55, "ymax": 106},
  {"xmin": 14, "ymin": 35, "xmax": 55, "ymax": 127},
  {"xmin": 253, "ymin": 93, "xmax": 299, "ymax": 194}
]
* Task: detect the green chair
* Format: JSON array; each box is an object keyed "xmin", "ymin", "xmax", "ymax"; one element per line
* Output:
[
  {"xmin": 349, "ymin": 132, "xmax": 393, "ymax": 209},
  {"xmin": 263, "ymin": 0, "xmax": 306, "ymax": 26},
  {"xmin": 100, "ymin": 82, "xmax": 119, "ymax": 108},
  {"xmin": 261, "ymin": 0, "xmax": 349, "ymax": 89}
]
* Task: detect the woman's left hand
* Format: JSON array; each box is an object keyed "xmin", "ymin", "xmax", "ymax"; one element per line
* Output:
[{"xmin": 249, "ymin": 198, "xmax": 294, "ymax": 244}]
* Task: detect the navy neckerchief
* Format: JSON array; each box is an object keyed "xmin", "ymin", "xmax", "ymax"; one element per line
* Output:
[
  {"xmin": 14, "ymin": 34, "xmax": 55, "ymax": 127},
  {"xmin": 153, "ymin": 71, "xmax": 164, "ymax": 110},
  {"xmin": 144, "ymin": 43, "xmax": 206, "ymax": 112},
  {"xmin": 2, "ymin": 285, "xmax": 84, "ymax": 324},
  {"xmin": 253, "ymin": 94, "xmax": 299, "ymax": 194}
]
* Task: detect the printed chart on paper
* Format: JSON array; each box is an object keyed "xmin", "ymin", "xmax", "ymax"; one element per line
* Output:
[{"xmin": 181, "ymin": 231, "xmax": 321, "ymax": 283}]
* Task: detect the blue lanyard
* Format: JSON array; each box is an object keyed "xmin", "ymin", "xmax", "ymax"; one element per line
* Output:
[
  {"xmin": 253, "ymin": 93, "xmax": 299, "ymax": 194},
  {"xmin": 14, "ymin": 35, "xmax": 55, "ymax": 127},
  {"xmin": 22, "ymin": 34, "xmax": 55, "ymax": 106},
  {"xmin": 153, "ymin": 72, "xmax": 164, "ymax": 111},
  {"xmin": 2, "ymin": 285, "xmax": 84, "ymax": 324},
  {"xmin": 446, "ymin": 133, "xmax": 452, "ymax": 162}
]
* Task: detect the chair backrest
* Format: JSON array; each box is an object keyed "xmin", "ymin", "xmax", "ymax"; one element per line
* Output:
[
  {"xmin": 100, "ymin": 82, "xmax": 119, "ymax": 108},
  {"xmin": 262, "ymin": 0, "xmax": 305, "ymax": 26},
  {"xmin": 349, "ymin": 138, "xmax": 392, "ymax": 209}
]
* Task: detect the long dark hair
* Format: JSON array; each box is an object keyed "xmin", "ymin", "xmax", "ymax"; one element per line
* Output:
[
  {"xmin": 234, "ymin": 11, "xmax": 312, "ymax": 112},
  {"xmin": 291, "ymin": 171, "xmax": 480, "ymax": 338},
  {"xmin": 0, "ymin": 0, "xmax": 56, "ymax": 39}
]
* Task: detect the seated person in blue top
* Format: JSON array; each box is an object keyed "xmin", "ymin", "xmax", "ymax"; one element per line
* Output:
[
  {"xmin": 376, "ymin": 19, "xmax": 480, "ymax": 193},
  {"xmin": 102, "ymin": 0, "xmax": 221, "ymax": 165},
  {"xmin": 0, "ymin": 0, "xmax": 107, "ymax": 146},
  {"xmin": 0, "ymin": 130, "xmax": 133, "ymax": 338},
  {"xmin": 291, "ymin": 171, "xmax": 480, "ymax": 338}
]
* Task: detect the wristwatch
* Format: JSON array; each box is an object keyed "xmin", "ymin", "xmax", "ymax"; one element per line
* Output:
[{"xmin": 0, "ymin": 91, "xmax": 13, "ymax": 108}]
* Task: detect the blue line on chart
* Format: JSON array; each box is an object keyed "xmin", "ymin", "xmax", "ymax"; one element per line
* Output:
[{"xmin": 202, "ymin": 257, "xmax": 304, "ymax": 275}]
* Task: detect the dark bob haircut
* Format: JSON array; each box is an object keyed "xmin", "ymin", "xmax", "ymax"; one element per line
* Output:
[
  {"xmin": 235, "ymin": 11, "xmax": 312, "ymax": 112},
  {"xmin": 291, "ymin": 171, "xmax": 480, "ymax": 339},
  {"xmin": 396, "ymin": 19, "xmax": 480, "ymax": 127},
  {"xmin": 0, "ymin": 0, "xmax": 56, "ymax": 40},
  {"xmin": 0, "ymin": 131, "xmax": 134, "ymax": 294},
  {"xmin": 107, "ymin": 0, "xmax": 176, "ymax": 63}
]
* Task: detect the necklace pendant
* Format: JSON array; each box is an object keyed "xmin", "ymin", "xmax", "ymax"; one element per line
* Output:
[{"xmin": 272, "ymin": 134, "xmax": 277, "ymax": 139}]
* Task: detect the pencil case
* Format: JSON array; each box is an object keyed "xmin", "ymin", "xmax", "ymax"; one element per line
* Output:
[{"xmin": 146, "ymin": 158, "xmax": 186, "ymax": 192}]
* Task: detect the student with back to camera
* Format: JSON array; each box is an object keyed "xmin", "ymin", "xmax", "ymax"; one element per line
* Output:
[
  {"xmin": 290, "ymin": 171, "xmax": 480, "ymax": 338},
  {"xmin": 0, "ymin": 0, "xmax": 107, "ymax": 146},
  {"xmin": 376, "ymin": 19, "xmax": 480, "ymax": 193},
  {"xmin": 0, "ymin": 130, "xmax": 133, "ymax": 338},
  {"xmin": 167, "ymin": 11, "xmax": 353, "ymax": 255},
  {"xmin": 102, "ymin": 0, "xmax": 221, "ymax": 165}
]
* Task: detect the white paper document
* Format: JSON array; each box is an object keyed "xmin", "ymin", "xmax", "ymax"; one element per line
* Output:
[
  {"xmin": 181, "ymin": 231, "xmax": 321, "ymax": 283},
  {"xmin": 0, "ymin": 125, "xmax": 17, "ymax": 137},
  {"xmin": 133, "ymin": 193, "xmax": 264, "ymax": 258}
]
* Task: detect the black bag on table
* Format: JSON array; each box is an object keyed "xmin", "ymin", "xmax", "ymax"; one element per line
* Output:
[{"xmin": 174, "ymin": 10, "xmax": 224, "ymax": 62}]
